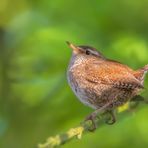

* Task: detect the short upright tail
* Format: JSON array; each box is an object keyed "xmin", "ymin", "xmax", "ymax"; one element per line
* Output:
[
  {"xmin": 143, "ymin": 64, "xmax": 148, "ymax": 71},
  {"xmin": 133, "ymin": 64, "xmax": 148, "ymax": 84}
]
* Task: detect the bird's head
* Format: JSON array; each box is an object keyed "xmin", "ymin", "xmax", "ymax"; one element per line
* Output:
[{"xmin": 66, "ymin": 41, "xmax": 104, "ymax": 59}]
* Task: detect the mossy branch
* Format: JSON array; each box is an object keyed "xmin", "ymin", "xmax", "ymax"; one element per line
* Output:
[{"xmin": 38, "ymin": 103, "xmax": 131, "ymax": 148}]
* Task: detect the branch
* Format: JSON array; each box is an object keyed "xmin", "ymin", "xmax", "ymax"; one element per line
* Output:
[{"xmin": 38, "ymin": 103, "xmax": 131, "ymax": 148}]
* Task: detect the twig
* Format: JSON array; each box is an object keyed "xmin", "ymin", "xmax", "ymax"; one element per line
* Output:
[{"xmin": 38, "ymin": 103, "xmax": 130, "ymax": 148}]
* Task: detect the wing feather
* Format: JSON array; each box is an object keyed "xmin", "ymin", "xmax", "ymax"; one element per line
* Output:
[{"xmin": 84, "ymin": 60, "xmax": 143, "ymax": 90}]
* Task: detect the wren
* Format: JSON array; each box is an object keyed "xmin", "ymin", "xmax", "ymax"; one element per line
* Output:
[{"xmin": 67, "ymin": 41, "xmax": 148, "ymax": 130}]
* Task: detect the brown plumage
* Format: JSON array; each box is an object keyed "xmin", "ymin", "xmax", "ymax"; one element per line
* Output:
[{"xmin": 67, "ymin": 42, "xmax": 148, "ymax": 129}]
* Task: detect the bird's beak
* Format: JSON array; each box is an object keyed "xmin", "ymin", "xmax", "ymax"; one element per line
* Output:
[{"xmin": 66, "ymin": 41, "xmax": 79, "ymax": 54}]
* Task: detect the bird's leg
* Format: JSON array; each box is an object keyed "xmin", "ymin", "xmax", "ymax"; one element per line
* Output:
[
  {"xmin": 105, "ymin": 110, "xmax": 116, "ymax": 125},
  {"xmin": 84, "ymin": 111, "xmax": 97, "ymax": 132},
  {"xmin": 84, "ymin": 104, "xmax": 110, "ymax": 131}
]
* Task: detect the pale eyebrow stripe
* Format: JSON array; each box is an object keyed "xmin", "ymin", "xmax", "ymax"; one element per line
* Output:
[{"xmin": 88, "ymin": 49, "xmax": 98, "ymax": 55}]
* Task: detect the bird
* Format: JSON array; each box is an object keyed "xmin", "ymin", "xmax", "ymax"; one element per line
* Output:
[{"xmin": 66, "ymin": 41, "xmax": 148, "ymax": 130}]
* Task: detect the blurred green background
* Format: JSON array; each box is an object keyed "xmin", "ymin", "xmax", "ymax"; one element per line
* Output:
[{"xmin": 0, "ymin": 0, "xmax": 148, "ymax": 148}]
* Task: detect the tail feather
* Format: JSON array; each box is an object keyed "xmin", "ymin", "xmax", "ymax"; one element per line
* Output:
[
  {"xmin": 143, "ymin": 64, "xmax": 148, "ymax": 71},
  {"xmin": 133, "ymin": 64, "xmax": 148, "ymax": 84}
]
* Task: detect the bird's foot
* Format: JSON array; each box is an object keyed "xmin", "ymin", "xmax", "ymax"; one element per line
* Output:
[
  {"xmin": 84, "ymin": 112, "xmax": 97, "ymax": 132},
  {"xmin": 105, "ymin": 110, "xmax": 116, "ymax": 125},
  {"xmin": 84, "ymin": 105, "xmax": 113, "ymax": 131}
]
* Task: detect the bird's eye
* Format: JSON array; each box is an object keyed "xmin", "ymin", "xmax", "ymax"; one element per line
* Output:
[{"xmin": 86, "ymin": 50, "xmax": 90, "ymax": 55}]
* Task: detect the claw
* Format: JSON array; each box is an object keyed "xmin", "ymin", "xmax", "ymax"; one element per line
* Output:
[
  {"xmin": 85, "ymin": 112, "xmax": 97, "ymax": 132},
  {"xmin": 84, "ymin": 104, "xmax": 113, "ymax": 131},
  {"xmin": 105, "ymin": 110, "xmax": 116, "ymax": 125}
]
